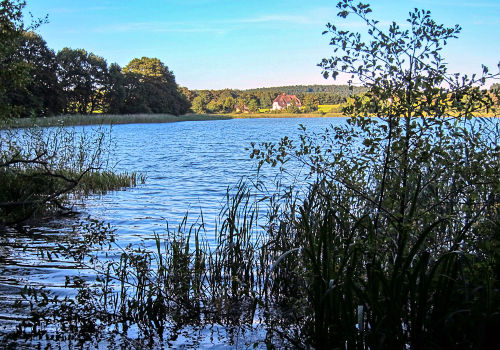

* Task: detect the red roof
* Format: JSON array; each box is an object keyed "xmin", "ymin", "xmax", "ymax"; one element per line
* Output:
[{"xmin": 273, "ymin": 93, "xmax": 302, "ymax": 108}]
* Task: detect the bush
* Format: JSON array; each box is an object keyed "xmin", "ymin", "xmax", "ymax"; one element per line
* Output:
[{"xmin": 253, "ymin": 1, "xmax": 500, "ymax": 347}]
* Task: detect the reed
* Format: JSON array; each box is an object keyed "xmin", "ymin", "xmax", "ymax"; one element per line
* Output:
[
  {"xmin": 2, "ymin": 113, "xmax": 232, "ymax": 129},
  {"xmin": 7, "ymin": 117, "xmax": 499, "ymax": 348},
  {"xmin": 74, "ymin": 170, "xmax": 145, "ymax": 195}
]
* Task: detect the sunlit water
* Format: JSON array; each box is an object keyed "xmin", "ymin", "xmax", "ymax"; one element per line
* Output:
[
  {"xmin": 0, "ymin": 117, "xmax": 348, "ymax": 345},
  {"xmin": 82, "ymin": 117, "xmax": 348, "ymax": 243}
]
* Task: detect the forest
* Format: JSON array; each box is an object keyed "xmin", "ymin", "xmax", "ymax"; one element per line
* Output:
[
  {"xmin": 1, "ymin": 26, "xmax": 362, "ymax": 118},
  {"xmin": 1, "ymin": 10, "xmax": 364, "ymax": 119}
]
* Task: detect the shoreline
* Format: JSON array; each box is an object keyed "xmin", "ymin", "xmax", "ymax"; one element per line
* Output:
[
  {"xmin": 2, "ymin": 112, "xmax": 346, "ymax": 128},
  {"xmin": 3, "ymin": 111, "xmax": 496, "ymax": 129}
]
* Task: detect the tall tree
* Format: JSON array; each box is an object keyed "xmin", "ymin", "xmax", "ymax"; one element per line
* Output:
[
  {"xmin": 0, "ymin": 0, "xmax": 32, "ymax": 119},
  {"xmin": 103, "ymin": 62, "xmax": 126, "ymax": 114},
  {"xmin": 254, "ymin": 1, "xmax": 499, "ymax": 347},
  {"xmin": 178, "ymin": 86, "xmax": 196, "ymax": 104},
  {"xmin": 191, "ymin": 96, "xmax": 206, "ymax": 114},
  {"xmin": 0, "ymin": 1, "xmax": 117, "ymax": 226},
  {"xmin": 7, "ymin": 31, "xmax": 62, "ymax": 117},
  {"xmin": 56, "ymin": 48, "xmax": 108, "ymax": 114},
  {"xmin": 122, "ymin": 57, "xmax": 189, "ymax": 115},
  {"xmin": 302, "ymin": 94, "xmax": 319, "ymax": 112}
]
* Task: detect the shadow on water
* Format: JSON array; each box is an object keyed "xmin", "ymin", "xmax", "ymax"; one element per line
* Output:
[{"xmin": 1, "ymin": 118, "xmax": 343, "ymax": 348}]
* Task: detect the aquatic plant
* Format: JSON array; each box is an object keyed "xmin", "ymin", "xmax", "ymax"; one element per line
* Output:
[
  {"xmin": 3, "ymin": 1, "xmax": 499, "ymax": 349},
  {"xmin": 0, "ymin": 125, "xmax": 142, "ymax": 224}
]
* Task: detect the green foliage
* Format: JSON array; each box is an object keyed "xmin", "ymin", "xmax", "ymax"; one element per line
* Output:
[
  {"xmin": 103, "ymin": 62, "xmax": 126, "ymax": 114},
  {"xmin": 118, "ymin": 57, "xmax": 189, "ymax": 115},
  {"xmin": 285, "ymin": 99, "xmax": 300, "ymax": 114},
  {"xmin": 12, "ymin": 182, "xmax": 265, "ymax": 346},
  {"xmin": 8, "ymin": 31, "xmax": 63, "ymax": 117},
  {"xmin": 0, "ymin": 1, "xmax": 141, "ymax": 227},
  {"xmin": 253, "ymin": 0, "xmax": 500, "ymax": 347},
  {"xmin": 191, "ymin": 96, "xmax": 206, "ymax": 114},
  {"xmin": 180, "ymin": 85, "xmax": 362, "ymax": 115},
  {"xmin": 4, "ymin": 0, "xmax": 500, "ymax": 348},
  {"xmin": 123, "ymin": 56, "xmax": 170, "ymax": 78},
  {"xmin": 246, "ymin": 84, "xmax": 366, "ymax": 96},
  {"xmin": 247, "ymin": 99, "xmax": 259, "ymax": 113},
  {"xmin": 302, "ymin": 94, "xmax": 319, "ymax": 112},
  {"xmin": 57, "ymin": 48, "xmax": 108, "ymax": 114},
  {"xmin": 0, "ymin": 126, "xmax": 140, "ymax": 224},
  {"xmin": 1, "ymin": 5, "xmax": 189, "ymax": 118},
  {"xmin": 0, "ymin": 0, "xmax": 41, "ymax": 119}
]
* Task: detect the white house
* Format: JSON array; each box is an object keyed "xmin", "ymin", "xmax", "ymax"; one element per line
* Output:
[{"xmin": 272, "ymin": 93, "xmax": 302, "ymax": 110}]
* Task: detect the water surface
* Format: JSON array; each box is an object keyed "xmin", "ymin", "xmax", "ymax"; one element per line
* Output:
[{"xmin": 0, "ymin": 117, "xmax": 348, "ymax": 341}]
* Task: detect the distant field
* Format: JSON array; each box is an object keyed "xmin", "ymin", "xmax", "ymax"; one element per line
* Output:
[{"xmin": 318, "ymin": 104, "xmax": 343, "ymax": 113}]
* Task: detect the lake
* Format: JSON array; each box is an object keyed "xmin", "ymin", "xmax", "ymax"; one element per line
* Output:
[
  {"xmin": 79, "ymin": 117, "xmax": 348, "ymax": 244},
  {"xmin": 0, "ymin": 116, "xmax": 348, "ymax": 345}
]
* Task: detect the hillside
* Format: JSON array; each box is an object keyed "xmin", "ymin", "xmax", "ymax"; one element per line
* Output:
[{"xmin": 245, "ymin": 84, "xmax": 367, "ymax": 97}]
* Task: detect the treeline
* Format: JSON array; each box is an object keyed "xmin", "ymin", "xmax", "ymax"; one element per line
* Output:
[
  {"xmin": 2, "ymin": 31, "xmax": 369, "ymax": 118},
  {"xmin": 181, "ymin": 85, "xmax": 364, "ymax": 114},
  {"xmin": 2, "ymin": 32, "xmax": 190, "ymax": 118},
  {"xmin": 246, "ymin": 84, "xmax": 367, "ymax": 95}
]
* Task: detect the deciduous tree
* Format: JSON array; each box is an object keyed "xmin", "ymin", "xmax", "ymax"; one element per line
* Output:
[
  {"xmin": 121, "ymin": 57, "xmax": 189, "ymax": 115},
  {"xmin": 56, "ymin": 48, "xmax": 108, "ymax": 114},
  {"xmin": 0, "ymin": 0, "xmax": 39, "ymax": 119},
  {"xmin": 8, "ymin": 31, "xmax": 62, "ymax": 117},
  {"xmin": 253, "ymin": 1, "xmax": 500, "ymax": 347}
]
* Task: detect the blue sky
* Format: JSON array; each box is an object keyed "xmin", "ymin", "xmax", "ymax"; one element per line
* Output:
[{"xmin": 24, "ymin": 0, "xmax": 500, "ymax": 89}]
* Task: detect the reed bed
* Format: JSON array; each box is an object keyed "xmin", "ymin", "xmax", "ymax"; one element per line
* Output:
[
  {"xmin": 2, "ymin": 114, "xmax": 232, "ymax": 128},
  {"xmin": 75, "ymin": 170, "xmax": 146, "ymax": 195},
  {"xmin": 2, "ymin": 112, "xmax": 348, "ymax": 129},
  {"xmin": 5, "ymin": 116, "xmax": 499, "ymax": 349}
]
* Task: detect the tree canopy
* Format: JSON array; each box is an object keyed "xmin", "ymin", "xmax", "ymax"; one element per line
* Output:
[
  {"xmin": 0, "ymin": 0, "xmax": 31, "ymax": 119},
  {"xmin": 119, "ymin": 57, "xmax": 189, "ymax": 115},
  {"xmin": 56, "ymin": 48, "xmax": 108, "ymax": 114},
  {"xmin": 0, "ymin": 5, "xmax": 189, "ymax": 118}
]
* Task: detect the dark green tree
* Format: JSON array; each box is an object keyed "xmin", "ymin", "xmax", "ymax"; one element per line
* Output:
[
  {"xmin": 0, "ymin": 1, "xmax": 122, "ymax": 226},
  {"xmin": 7, "ymin": 31, "xmax": 62, "ymax": 117},
  {"xmin": 121, "ymin": 57, "xmax": 189, "ymax": 115},
  {"xmin": 0, "ymin": 0, "xmax": 41, "ymax": 119},
  {"xmin": 247, "ymin": 99, "xmax": 259, "ymax": 113},
  {"xmin": 221, "ymin": 95, "xmax": 236, "ymax": 113},
  {"xmin": 178, "ymin": 86, "xmax": 196, "ymax": 104},
  {"xmin": 103, "ymin": 62, "xmax": 126, "ymax": 114},
  {"xmin": 56, "ymin": 48, "xmax": 108, "ymax": 114},
  {"xmin": 257, "ymin": 91, "xmax": 273, "ymax": 109},
  {"xmin": 302, "ymin": 93, "xmax": 319, "ymax": 112}
]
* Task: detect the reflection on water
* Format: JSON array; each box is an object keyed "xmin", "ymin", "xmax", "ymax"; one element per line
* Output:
[{"xmin": 0, "ymin": 117, "xmax": 347, "ymax": 342}]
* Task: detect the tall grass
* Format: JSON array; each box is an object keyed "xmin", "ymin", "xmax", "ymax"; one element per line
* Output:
[
  {"xmin": 0, "ymin": 124, "xmax": 144, "ymax": 224},
  {"xmin": 8, "ymin": 116, "xmax": 500, "ymax": 348},
  {"xmin": 2, "ymin": 113, "xmax": 232, "ymax": 128}
]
